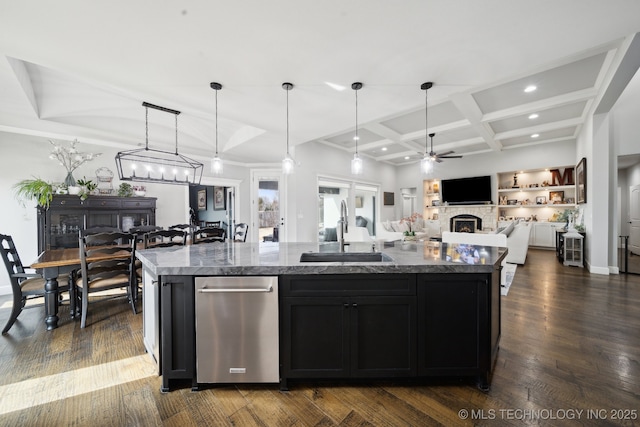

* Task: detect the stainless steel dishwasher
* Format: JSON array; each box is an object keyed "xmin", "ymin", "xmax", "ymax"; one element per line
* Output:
[{"xmin": 195, "ymin": 276, "xmax": 279, "ymax": 383}]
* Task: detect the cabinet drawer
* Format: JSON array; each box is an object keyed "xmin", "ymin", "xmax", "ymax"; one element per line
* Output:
[
  {"xmin": 122, "ymin": 198, "xmax": 156, "ymax": 209},
  {"xmin": 281, "ymin": 274, "xmax": 416, "ymax": 296},
  {"xmin": 86, "ymin": 198, "xmax": 122, "ymax": 208},
  {"xmin": 50, "ymin": 196, "xmax": 83, "ymax": 208}
]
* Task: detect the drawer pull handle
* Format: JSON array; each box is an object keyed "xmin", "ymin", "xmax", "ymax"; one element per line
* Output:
[
  {"xmin": 60, "ymin": 201, "xmax": 66, "ymax": 205},
  {"xmin": 101, "ymin": 201, "xmax": 106, "ymax": 206},
  {"xmin": 198, "ymin": 285, "xmax": 273, "ymax": 293}
]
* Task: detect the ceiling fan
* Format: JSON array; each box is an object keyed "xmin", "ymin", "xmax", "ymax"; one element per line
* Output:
[{"xmin": 424, "ymin": 132, "xmax": 463, "ymax": 163}]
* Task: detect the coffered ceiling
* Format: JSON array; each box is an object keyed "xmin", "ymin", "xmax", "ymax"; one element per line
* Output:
[{"xmin": 1, "ymin": 1, "xmax": 639, "ymax": 169}]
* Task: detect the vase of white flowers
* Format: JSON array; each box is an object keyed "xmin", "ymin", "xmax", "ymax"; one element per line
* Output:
[{"xmin": 48, "ymin": 139, "xmax": 101, "ymax": 186}]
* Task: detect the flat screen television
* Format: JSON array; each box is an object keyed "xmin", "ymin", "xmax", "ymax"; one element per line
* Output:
[{"xmin": 441, "ymin": 175, "xmax": 492, "ymax": 205}]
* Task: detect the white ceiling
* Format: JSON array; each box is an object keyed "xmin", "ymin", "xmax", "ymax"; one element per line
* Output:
[{"xmin": 1, "ymin": 1, "xmax": 640, "ymax": 169}]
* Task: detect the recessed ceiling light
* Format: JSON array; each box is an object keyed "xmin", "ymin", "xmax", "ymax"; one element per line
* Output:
[
  {"xmin": 325, "ymin": 82, "xmax": 346, "ymax": 91},
  {"xmin": 404, "ymin": 156, "xmax": 410, "ymax": 160},
  {"xmin": 531, "ymin": 133, "xmax": 539, "ymax": 138},
  {"xmin": 381, "ymin": 147, "xmax": 387, "ymax": 151},
  {"xmin": 528, "ymin": 113, "xmax": 539, "ymax": 119},
  {"xmin": 524, "ymin": 85, "xmax": 537, "ymax": 93}
]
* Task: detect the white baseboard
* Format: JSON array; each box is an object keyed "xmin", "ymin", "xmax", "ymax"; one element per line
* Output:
[{"xmin": 0, "ymin": 284, "xmax": 11, "ymax": 296}]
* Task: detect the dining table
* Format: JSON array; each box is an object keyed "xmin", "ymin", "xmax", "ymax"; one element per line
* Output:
[{"xmin": 30, "ymin": 246, "xmax": 135, "ymax": 330}]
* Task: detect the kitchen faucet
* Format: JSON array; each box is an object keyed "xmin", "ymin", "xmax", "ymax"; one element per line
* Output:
[{"xmin": 338, "ymin": 200, "xmax": 348, "ymax": 252}]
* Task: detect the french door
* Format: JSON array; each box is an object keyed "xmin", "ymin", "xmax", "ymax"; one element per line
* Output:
[{"xmin": 251, "ymin": 170, "xmax": 287, "ymax": 245}]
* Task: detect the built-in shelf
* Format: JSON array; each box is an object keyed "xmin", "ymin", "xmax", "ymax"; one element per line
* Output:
[{"xmin": 497, "ymin": 167, "xmax": 576, "ymax": 221}]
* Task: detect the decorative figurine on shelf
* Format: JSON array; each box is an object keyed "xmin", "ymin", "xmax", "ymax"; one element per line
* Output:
[
  {"xmin": 49, "ymin": 139, "xmax": 101, "ymax": 187},
  {"xmin": 512, "ymin": 173, "xmax": 519, "ymax": 188}
]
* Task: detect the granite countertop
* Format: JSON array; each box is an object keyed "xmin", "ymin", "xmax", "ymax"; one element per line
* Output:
[{"xmin": 136, "ymin": 240, "xmax": 507, "ymax": 277}]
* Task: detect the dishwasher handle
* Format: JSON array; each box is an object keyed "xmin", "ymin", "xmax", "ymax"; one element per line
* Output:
[{"xmin": 198, "ymin": 285, "xmax": 273, "ymax": 293}]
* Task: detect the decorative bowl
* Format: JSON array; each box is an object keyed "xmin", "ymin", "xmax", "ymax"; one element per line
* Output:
[{"xmin": 134, "ymin": 190, "xmax": 146, "ymax": 197}]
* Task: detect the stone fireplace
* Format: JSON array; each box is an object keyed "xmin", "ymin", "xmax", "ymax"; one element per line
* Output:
[
  {"xmin": 450, "ymin": 214, "xmax": 482, "ymax": 233},
  {"xmin": 436, "ymin": 205, "xmax": 497, "ymax": 233}
]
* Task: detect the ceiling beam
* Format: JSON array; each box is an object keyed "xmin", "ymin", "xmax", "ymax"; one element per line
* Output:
[
  {"xmin": 482, "ymin": 88, "xmax": 598, "ymax": 123},
  {"xmin": 449, "ymin": 92, "xmax": 502, "ymax": 151}
]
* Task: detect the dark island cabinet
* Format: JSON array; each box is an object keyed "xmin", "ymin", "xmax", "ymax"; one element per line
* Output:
[
  {"xmin": 160, "ymin": 275, "xmax": 195, "ymax": 392},
  {"xmin": 37, "ymin": 195, "xmax": 156, "ymax": 252},
  {"xmin": 417, "ymin": 271, "xmax": 501, "ymax": 390},
  {"xmin": 279, "ymin": 274, "xmax": 417, "ymax": 389}
]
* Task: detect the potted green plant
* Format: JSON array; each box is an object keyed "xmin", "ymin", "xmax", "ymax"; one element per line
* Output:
[
  {"xmin": 76, "ymin": 177, "xmax": 97, "ymax": 201},
  {"xmin": 13, "ymin": 178, "xmax": 55, "ymax": 209},
  {"xmin": 117, "ymin": 182, "xmax": 134, "ymax": 197}
]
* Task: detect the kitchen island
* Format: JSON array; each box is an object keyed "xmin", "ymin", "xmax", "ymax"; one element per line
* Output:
[{"xmin": 136, "ymin": 240, "xmax": 507, "ymax": 392}]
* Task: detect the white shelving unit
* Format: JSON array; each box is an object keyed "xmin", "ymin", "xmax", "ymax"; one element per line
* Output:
[
  {"xmin": 423, "ymin": 179, "xmax": 441, "ymax": 221},
  {"xmin": 496, "ymin": 167, "xmax": 576, "ymax": 221}
]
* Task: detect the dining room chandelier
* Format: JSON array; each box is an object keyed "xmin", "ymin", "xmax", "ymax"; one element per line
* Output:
[
  {"xmin": 351, "ymin": 82, "xmax": 363, "ymax": 175},
  {"xmin": 115, "ymin": 102, "xmax": 204, "ymax": 185},
  {"xmin": 210, "ymin": 82, "xmax": 223, "ymax": 175}
]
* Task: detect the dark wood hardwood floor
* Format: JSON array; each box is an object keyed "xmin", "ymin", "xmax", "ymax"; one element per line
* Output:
[{"xmin": 1, "ymin": 248, "xmax": 639, "ymax": 426}]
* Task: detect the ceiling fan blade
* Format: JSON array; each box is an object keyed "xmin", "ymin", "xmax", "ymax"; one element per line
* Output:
[
  {"xmin": 439, "ymin": 154, "xmax": 463, "ymax": 159},
  {"xmin": 436, "ymin": 150, "xmax": 455, "ymax": 157},
  {"xmin": 435, "ymin": 158, "xmax": 444, "ymax": 163}
]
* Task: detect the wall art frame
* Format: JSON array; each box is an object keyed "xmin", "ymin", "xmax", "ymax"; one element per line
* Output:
[
  {"xmin": 197, "ymin": 189, "xmax": 207, "ymax": 211},
  {"xmin": 213, "ymin": 186, "xmax": 226, "ymax": 210},
  {"xmin": 576, "ymin": 157, "xmax": 586, "ymax": 204}
]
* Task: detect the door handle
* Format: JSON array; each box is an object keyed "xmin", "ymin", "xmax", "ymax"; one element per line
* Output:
[{"xmin": 198, "ymin": 285, "xmax": 273, "ymax": 293}]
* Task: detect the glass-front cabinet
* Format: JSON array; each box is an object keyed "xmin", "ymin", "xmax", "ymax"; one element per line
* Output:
[{"xmin": 38, "ymin": 195, "xmax": 156, "ymax": 252}]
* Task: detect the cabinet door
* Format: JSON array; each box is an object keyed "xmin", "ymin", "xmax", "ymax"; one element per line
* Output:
[
  {"xmin": 350, "ymin": 296, "xmax": 417, "ymax": 377},
  {"xmin": 531, "ymin": 223, "xmax": 556, "ymax": 247},
  {"xmin": 417, "ymin": 274, "xmax": 487, "ymax": 375},
  {"xmin": 280, "ymin": 297, "xmax": 349, "ymax": 378},
  {"xmin": 48, "ymin": 209, "xmax": 86, "ymax": 249},
  {"xmin": 87, "ymin": 210, "xmax": 119, "ymax": 229},
  {"xmin": 142, "ymin": 269, "xmax": 160, "ymax": 374},
  {"xmin": 160, "ymin": 275, "xmax": 195, "ymax": 391}
]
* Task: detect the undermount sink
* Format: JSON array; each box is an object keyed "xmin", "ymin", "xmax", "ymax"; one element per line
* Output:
[{"xmin": 299, "ymin": 252, "xmax": 393, "ymax": 263}]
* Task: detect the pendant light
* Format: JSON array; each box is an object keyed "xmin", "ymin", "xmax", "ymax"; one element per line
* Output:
[
  {"xmin": 282, "ymin": 82, "xmax": 295, "ymax": 174},
  {"xmin": 210, "ymin": 82, "xmax": 223, "ymax": 175},
  {"xmin": 420, "ymin": 82, "xmax": 434, "ymax": 175},
  {"xmin": 351, "ymin": 82, "xmax": 363, "ymax": 175}
]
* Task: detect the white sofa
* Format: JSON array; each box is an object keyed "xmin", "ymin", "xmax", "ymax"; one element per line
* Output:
[
  {"xmin": 375, "ymin": 220, "xmax": 432, "ymax": 242},
  {"xmin": 375, "ymin": 221, "xmax": 405, "ymax": 241},
  {"xmin": 441, "ymin": 221, "xmax": 532, "ymax": 265},
  {"xmin": 343, "ymin": 226, "xmax": 374, "ymax": 242}
]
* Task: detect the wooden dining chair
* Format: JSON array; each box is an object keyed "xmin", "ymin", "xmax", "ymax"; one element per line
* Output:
[
  {"xmin": 80, "ymin": 226, "xmax": 121, "ymax": 237},
  {"xmin": 129, "ymin": 225, "xmax": 163, "ymax": 238},
  {"xmin": 143, "ymin": 229, "xmax": 188, "ymax": 249},
  {"xmin": 193, "ymin": 227, "xmax": 226, "ymax": 244},
  {"xmin": 1, "ymin": 234, "xmax": 70, "ymax": 334},
  {"xmin": 73, "ymin": 231, "xmax": 136, "ymax": 328},
  {"xmin": 168, "ymin": 224, "xmax": 197, "ymax": 242}
]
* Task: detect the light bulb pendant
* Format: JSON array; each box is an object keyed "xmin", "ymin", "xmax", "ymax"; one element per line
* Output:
[
  {"xmin": 282, "ymin": 154, "xmax": 295, "ymax": 175},
  {"xmin": 212, "ymin": 155, "xmax": 223, "ymax": 174},
  {"xmin": 351, "ymin": 153, "xmax": 363, "ymax": 175},
  {"xmin": 211, "ymin": 82, "xmax": 223, "ymax": 175},
  {"xmin": 351, "ymin": 82, "xmax": 363, "ymax": 175},
  {"xmin": 421, "ymin": 155, "xmax": 434, "ymax": 175},
  {"xmin": 282, "ymin": 82, "xmax": 295, "ymax": 175}
]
